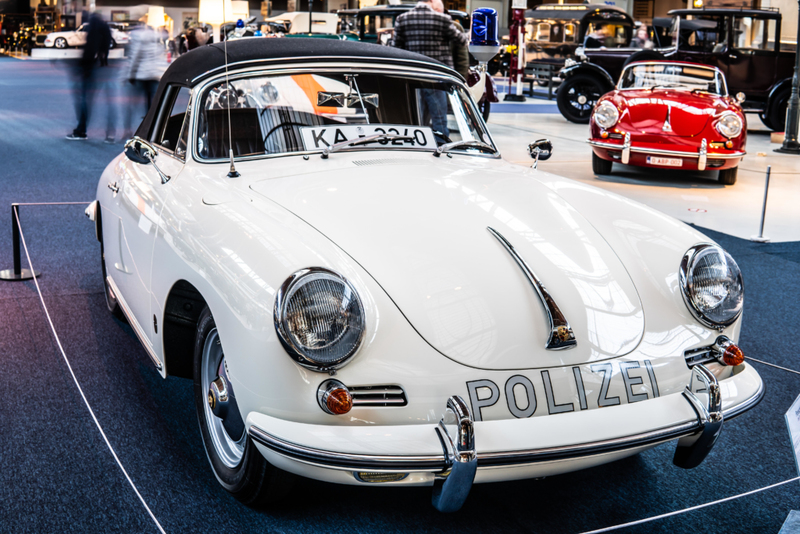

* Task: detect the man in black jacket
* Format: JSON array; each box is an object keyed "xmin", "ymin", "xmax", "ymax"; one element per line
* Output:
[{"xmin": 67, "ymin": 12, "xmax": 112, "ymax": 140}]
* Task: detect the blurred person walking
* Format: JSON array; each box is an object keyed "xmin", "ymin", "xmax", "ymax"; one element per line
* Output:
[
  {"xmin": 392, "ymin": 0, "xmax": 467, "ymax": 138},
  {"xmin": 66, "ymin": 12, "xmax": 112, "ymax": 140},
  {"xmin": 123, "ymin": 22, "xmax": 166, "ymax": 134}
]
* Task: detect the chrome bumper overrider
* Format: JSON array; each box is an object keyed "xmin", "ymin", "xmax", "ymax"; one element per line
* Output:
[
  {"xmin": 249, "ymin": 364, "xmax": 763, "ymax": 512},
  {"xmin": 588, "ymin": 137, "xmax": 745, "ymax": 171}
]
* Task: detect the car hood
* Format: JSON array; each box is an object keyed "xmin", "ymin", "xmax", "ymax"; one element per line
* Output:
[
  {"xmin": 249, "ymin": 158, "xmax": 644, "ymax": 370},
  {"xmin": 613, "ymin": 89, "xmax": 725, "ymax": 137}
]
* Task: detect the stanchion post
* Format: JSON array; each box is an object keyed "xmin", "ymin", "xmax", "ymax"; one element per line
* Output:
[
  {"xmin": 751, "ymin": 166, "xmax": 772, "ymax": 243},
  {"xmin": 0, "ymin": 203, "xmax": 41, "ymax": 281}
]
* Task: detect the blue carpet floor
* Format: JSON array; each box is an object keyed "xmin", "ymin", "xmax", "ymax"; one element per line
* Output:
[{"xmin": 1, "ymin": 56, "xmax": 799, "ymax": 533}]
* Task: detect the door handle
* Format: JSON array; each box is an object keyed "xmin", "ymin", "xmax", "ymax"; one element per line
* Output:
[
  {"xmin": 729, "ymin": 54, "xmax": 738, "ymax": 59},
  {"xmin": 107, "ymin": 181, "xmax": 119, "ymax": 193}
]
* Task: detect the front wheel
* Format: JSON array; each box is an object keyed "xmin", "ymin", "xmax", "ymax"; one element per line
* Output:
[
  {"xmin": 54, "ymin": 37, "xmax": 67, "ymax": 49},
  {"xmin": 718, "ymin": 166, "xmax": 738, "ymax": 185},
  {"xmin": 592, "ymin": 151, "xmax": 613, "ymax": 175},
  {"xmin": 193, "ymin": 307, "xmax": 294, "ymax": 506},
  {"xmin": 557, "ymin": 74, "xmax": 606, "ymax": 124},
  {"xmin": 768, "ymin": 90, "xmax": 790, "ymax": 132}
]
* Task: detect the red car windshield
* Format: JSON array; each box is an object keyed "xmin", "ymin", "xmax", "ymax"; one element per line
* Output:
[{"xmin": 619, "ymin": 63, "xmax": 726, "ymax": 95}]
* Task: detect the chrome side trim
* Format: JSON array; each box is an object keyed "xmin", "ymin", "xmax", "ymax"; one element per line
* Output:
[
  {"xmin": 248, "ymin": 425, "xmax": 447, "ymax": 473},
  {"xmin": 105, "ymin": 276, "xmax": 163, "ymax": 371},
  {"xmin": 587, "ymin": 140, "xmax": 745, "ymax": 159},
  {"xmin": 487, "ymin": 227, "xmax": 576, "ymax": 351}
]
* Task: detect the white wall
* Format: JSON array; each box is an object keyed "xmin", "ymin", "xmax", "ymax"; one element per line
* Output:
[{"xmin": 763, "ymin": 0, "xmax": 798, "ymax": 44}]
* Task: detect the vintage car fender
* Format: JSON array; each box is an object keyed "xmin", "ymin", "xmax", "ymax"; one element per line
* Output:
[
  {"xmin": 559, "ymin": 61, "xmax": 615, "ymax": 92},
  {"xmin": 767, "ymin": 77, "xmax": 793, "ymax": 106}
]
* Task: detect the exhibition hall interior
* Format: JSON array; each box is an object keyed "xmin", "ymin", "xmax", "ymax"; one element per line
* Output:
[{"xmin": 2, "ymin": 0, "xmax": 800, "ymax": 531}]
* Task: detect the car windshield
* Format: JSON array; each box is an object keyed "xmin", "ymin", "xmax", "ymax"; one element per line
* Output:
[
  {"xmin": 619, "ymin": 63, "xmax": 726, "ymax": 94},
  {"xmin": 196, "ymin": 71, "xmax": 492, "ymax": 159}
]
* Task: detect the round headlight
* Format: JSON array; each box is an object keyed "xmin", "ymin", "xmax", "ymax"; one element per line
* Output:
[
  {"xmin": 593, "ymin": 101, "xmax": 619, "ymax": 129},
  {"xmin": 715, "ymin": 112, "xmax": 743, "ymax": 138},
  {"xmin": 275, "ymin": 268, "xmax": 365, "ymax": 371},
  {"xmin": 679, "ymin": 244, "xmax": 744, "ymax": 329}
]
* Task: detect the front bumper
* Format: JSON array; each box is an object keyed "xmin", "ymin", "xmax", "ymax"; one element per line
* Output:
[
  {"xmin": 588, "ymin": 135, "xmax": 745, "ymax": 171},
  {"xmin": 248, "ymin": 363, "xmax": 762, "ymax": 510}
]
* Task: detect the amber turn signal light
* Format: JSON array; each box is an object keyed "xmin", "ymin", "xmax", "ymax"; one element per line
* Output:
[
  {"xmin": 713, "ymin": 336, "xmax": 745, "ymax": 366},
  {"xmin": 318, "ymin": 380, "xmax": 353, "ymax": 415},
  {"xmin": 725, "ymin": 140, "xmax": 734, "ymax": 149},
  {"xmin": 600, "ymin": 130, "xmax": 609, "ymax": 139}
]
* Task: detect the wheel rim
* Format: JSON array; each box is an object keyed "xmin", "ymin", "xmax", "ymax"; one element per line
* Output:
[
  {"xmin": 566, "ymin": 82, "xmax": 601, "ymax": 119},
  {"xmin": 201, "ymin": 328, "xmax": 245, "ymax": 468},
  {"xmin": 55, "ymin": 38, "xmax": 65, "ymax": 48}
]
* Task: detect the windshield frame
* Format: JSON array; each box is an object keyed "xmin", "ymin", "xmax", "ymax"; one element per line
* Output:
[
  {"xmin": 189, "ymin": 63, "xmax": 498, "ymax": 164},
  {"xmin": 616, "ymin": 61, "xmax": 728, "ymax": 95}
]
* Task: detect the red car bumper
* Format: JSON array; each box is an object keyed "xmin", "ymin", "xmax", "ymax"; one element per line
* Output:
[{"xmin": 588, "ymin": 136, "xmax": 744, "ymax": 171}]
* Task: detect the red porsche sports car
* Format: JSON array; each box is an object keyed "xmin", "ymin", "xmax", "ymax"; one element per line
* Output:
[{"xmin": 588, "ymin": 61, "xmax": 746, "ymax": 185}]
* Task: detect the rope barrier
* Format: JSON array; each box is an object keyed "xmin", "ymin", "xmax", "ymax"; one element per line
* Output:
[
  {"xmin": 13, "ymin": 208, "xmax": 166, "ymax": 534},
  {"xmin": 750, "ymin": 357, "xmax": 800, "ymax": 377},
  {"xmin": 579, "ymin": 476, "xmax": 800, "ymax": 534}
]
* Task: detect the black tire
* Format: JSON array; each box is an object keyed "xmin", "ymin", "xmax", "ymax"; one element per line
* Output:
[
  {"xmin": 718, "ymin": 166, "xmax": 738, "ymax": 185},
  {"xmin": 622, "ymin": 50, "xmax": 664, "ymax": 69},
  {"xmin": 759, "ymin": 112, "xmax": 775, "ymax": 130},
  {"xmin": 557, "ymin": 74, "xmax": 607, "ymax": 124},
  {"xmin": 480, "ymin": 99, "xmax": 491, "ymax": 122},
  {"xmin": 768, "ymin": 90, "xmax": 790, "ymax": 132},
  {"xmin": 97, "ymin": 207, "xmax": 125, "ymax": 321},
  {"xmin": 54, "ymin": 37, "xmax": 67, "ymax": 49},
  {"xmin": 592, "ymin": 151, "xmax": 613, "ymax": 175},
  {"xmin": 193, "ymin": 307, "xmax": 294, "ymax": 506}
]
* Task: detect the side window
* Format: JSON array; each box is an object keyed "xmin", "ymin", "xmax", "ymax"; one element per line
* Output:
[
  {"xmin": 535, "ymin": 23, "xmax": 550, "ymax": 42},
  {"xmin": 732, "ymin": 17, "xmax": 776, "ymax": 52},
  {"xmin": 154, "ymin": 86, "xmax": 191, "ymax": 157},
  {"xmin": 564, "ymin": 23, "xmax": 576, "ymax": 43}
]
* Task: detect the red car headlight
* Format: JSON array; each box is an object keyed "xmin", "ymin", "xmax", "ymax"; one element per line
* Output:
[
  {"xmin": 593, "ymin": 101, "xmax": 619, "ymax": 130},
  {"xmin": 715, "ymin": 112, "xmax": 743, "ymax": 138}
]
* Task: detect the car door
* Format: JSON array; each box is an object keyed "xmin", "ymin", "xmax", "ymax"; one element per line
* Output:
[
  {"xmin": 111, "ymin": 85, "xmax": 191, "ymax": 350},
  {"xmin": 723, "ymin": 15, "xmax": 778, "ymax": 99},
  {"xmin": 68, "ymin": 23, "xmax": 86, "ymax": 46}
]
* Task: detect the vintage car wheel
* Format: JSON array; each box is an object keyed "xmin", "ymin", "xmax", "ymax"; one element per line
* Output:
[
  {"xmin": 767, "ymin": 89, "xmax": 790, "ymax": 132},
  {"xmin": 759, "ymin": 112, "xmax": 774, "ymax": 130},
  {"xmin": 718, "ymin": 166, "xmax": 738, "ymax": 185},
  {"xmin": 592, "ymin": 152, "xmax": 613, "ymax": 175},
  {"xmin": 193, "ymin": 307, "xmax": 293, "ymax": 506},
  {"xmin": 54, "ymin": 37, "xmax": 67, "ymax": 49},
  {"xmin": 557, "ymin": 74, "xmax": 605, "ymax": 124}
]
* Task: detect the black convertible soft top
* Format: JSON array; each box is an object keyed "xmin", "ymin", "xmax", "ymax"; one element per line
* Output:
[
  {"xmin": 162, "ymin": 37, "xmax": 449, "ymax": 87},
  {"xmin": 135, "ymin": 37, "xmax": 453, "ymax": 139}
]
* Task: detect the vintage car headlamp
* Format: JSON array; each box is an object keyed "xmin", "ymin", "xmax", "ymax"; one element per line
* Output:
[
  {"xmin": 715, "ymin": 112, "xmax": 743, "ymax": 138},
  {"xmin": 679, "ymin": 244, "xmax": 744, "ymax": 329},
  {"xmin": 275, "ymin": 268, "xmax": 365, "ymax": 371},
  {"xmin": 593, "ymin": 101, "xmax": 619, "ymax": 130}
]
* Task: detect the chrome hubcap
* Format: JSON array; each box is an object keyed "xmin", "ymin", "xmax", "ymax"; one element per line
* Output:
[
  {"xmin": 202, "ymin": 328, "xmax": 245, "ymax": 468},
  {"xmin": 577, "ymin": 95, "xmax": 588, "ymax": 105}
]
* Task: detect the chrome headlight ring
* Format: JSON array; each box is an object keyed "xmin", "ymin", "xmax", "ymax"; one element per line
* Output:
[
  {"xmin": 679, "ymin": 244, "xmax": 744, "ymax": 331},
  {"xmin": 593, "ymin": 101, "xmax": 619, "ymax": 130},
  {"xmin": 715, "ymin": 111, "xmax": 743, "ymax": 138},
  {"xmin": 274, "ymin": 267, "xmax": 366, "ymax": 372}
]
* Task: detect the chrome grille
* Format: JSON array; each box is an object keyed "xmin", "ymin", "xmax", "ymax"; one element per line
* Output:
[
  {"xmin": 351, "ymin": 385, "xmax": 408, "ymax": 407},
  {"xmin": 684, "ymin": 346, "xmax": 717, "ymax": 367}
]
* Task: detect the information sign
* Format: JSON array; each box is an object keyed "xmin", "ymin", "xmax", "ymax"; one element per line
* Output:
[{"xmin": 784, "ymin": 393, "xmax": 800, "ymax": 477}]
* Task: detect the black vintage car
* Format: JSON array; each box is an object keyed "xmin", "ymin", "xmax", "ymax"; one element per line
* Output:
[
  {"xmin": 556, "ymin": 7, "xmax": 795, "ymax": 130},
  {"xmin": 336, "ymin": 4, "xmax": 470, "ymax": 44}
]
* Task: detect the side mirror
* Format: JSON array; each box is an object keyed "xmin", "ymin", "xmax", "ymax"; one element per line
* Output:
[
  {"xmin": 124, "ymin": 136, "xmax": 157, "ymax": 165},
  {"xmin": 124, "ymin": 136, "xmax": 171, "ymax": 184},
  {"xmin": 528, "ymin": 139, "xmax": 553, "ymax": 169},
  {"xmin": 735, "ymin": 92, "xmax": 745, "ymax": 104}
]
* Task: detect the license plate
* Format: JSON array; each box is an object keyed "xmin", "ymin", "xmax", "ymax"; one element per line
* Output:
[
  {"xmin": 646, "ymin": 156, "xmax": 683, "ymax": 167},
  {"xmin": 300, "ymin": 125, "xmax": 436, "ymax": 151}
]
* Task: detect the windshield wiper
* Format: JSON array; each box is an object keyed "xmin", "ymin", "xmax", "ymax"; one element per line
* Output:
[
  {"xmin": 434, "ymin": 139, "xmax": 496, "ymax": 157},
  {"xmin": 650, "ymin": 84, "xmax": 685, "ymax": 91},
  {"xmin": 320, "ymin": 133, "xmax": 414, "ymax": 159}
]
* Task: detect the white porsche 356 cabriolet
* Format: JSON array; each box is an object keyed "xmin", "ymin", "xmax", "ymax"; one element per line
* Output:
[{"xmin": 87, "ymin": 38, "xmax": 762, "ymax": 512}]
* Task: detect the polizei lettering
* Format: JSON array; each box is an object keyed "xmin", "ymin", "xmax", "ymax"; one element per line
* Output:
[{"xmin": 466, "ymin": 360, "xmax": 660, "ymax": 421}]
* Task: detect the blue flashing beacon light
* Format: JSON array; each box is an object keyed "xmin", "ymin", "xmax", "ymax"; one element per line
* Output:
[{"xmin": 469, "ymin": 8, "xmax": 501, "ymax": 64}]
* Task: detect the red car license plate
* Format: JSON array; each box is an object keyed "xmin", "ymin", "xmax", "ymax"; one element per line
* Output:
[{"xmin": 646, "ymin": 156, "xmax": 682, "ymax": 167}]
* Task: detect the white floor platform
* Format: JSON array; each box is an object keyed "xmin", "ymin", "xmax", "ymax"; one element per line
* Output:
[
  {"xmin": 488, "ymin": 112, "xmax": 800, "ymax": 243},
  {"xmin": 4, "ymin": 48, "xmax": 125, "ymax": 60}
]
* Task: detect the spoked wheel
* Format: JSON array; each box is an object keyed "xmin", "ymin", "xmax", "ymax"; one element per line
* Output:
[
  {"xmin": 193, "ymin": 307, "xmax": 294, "ymax": 506},
  {"xmin": 557, "ymin": 74, "xmax": 606, "ymax": 124},
  {"xmin": 54, "ymin": 37, "xmax": 67, "ymax": 49}
]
